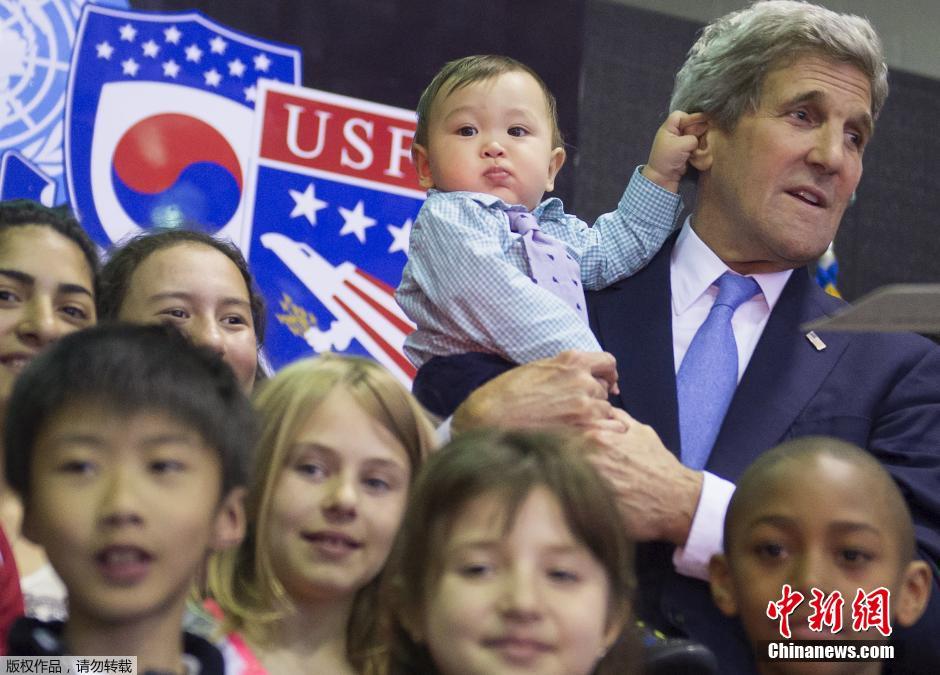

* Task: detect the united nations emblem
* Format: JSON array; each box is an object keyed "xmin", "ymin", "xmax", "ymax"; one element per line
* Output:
[{"xmin": 0, "ymin": 0, "xmax": 83, "ymax": 200}]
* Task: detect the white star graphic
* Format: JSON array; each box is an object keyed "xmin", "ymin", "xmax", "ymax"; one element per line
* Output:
[
  {"xmin": 185, "ymin": 43, "xmax": 203, "ymax": 63},
  {"xmin": 204, "ymin": 69, "xmax": 222, "ymax": 87},
  {"xmin": 95, "ymin": 41, "xmax": 114, "ymax": 59},
  {"xmin": 142, "ymin": 39, "xmax": 160, "ymax": 58},
  {"xmin": 121, "ymin": 58, "xmax": 140, "ymax": 76},
  {"xmin": 253, "ymin": 52, "xmax": 271, "ymax": 72},
  {"xmin": 164, "ymin": 26, "xmax": 182, "ymax": 44},
  {"xmin": 119, "ymin": 23, "xmax": 137, "ymax": 42},
  {"xmin": 338, "ymin": 201, "xmax": 377, "ymax": 244},
  {"xmin": 228, "ymin": 59, "xmax": 246, "ymax": 77},
  {"xmin": 209, "ymin": 36, "xmax": 228, "ymax": 54},
  {"xmin": 289, "ymin": 183, "xmax": 329, "ymax": 226},
  {"xmin": 244, "ymin": 85, "xmax": 257, "ymax": 102},
  {"xmin": 387, "ymin": 218, "xmax": 413, "ymax": 254},
  {"xmin": 162, "ymin": 60, "xmax": 181, "ymax": 78}
]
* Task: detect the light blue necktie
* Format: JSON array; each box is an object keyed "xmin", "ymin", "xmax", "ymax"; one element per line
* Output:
[{"xmin": 677, "ymin": 272, "xmax": 761, "ymax": 470}]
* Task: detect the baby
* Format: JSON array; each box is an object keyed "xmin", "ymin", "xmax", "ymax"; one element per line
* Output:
[{"xmin": 396, "ymin": 54, "xmax": 704, "ymax": 417}]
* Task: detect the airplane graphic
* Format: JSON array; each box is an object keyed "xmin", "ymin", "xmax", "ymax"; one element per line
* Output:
[{"xmin": 260, "ymin": 232, "xmax": 417, "ymax": 383}]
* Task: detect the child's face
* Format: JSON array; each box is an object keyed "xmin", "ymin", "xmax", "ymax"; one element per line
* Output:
[
  {"xmin": 421, "ymin": 486, "xmax": 620, "ymax": 675},
  {"xmin": 0, "ymin": 226, "xmax": 95, "ymax": 402},
  {"xmin": 118, "ymin": 243, "xmax": 257, "ymax": 393},
  {"xmin": 24, "ymin": 402, "xmax": 243, "ymax": 626},
  {"xmin": 412, "ymin": 70, "xmax": 566, "ymax": 211},
  {"xmin": 710, "ymin": 454, "xmax": 931, "ymax": 674},
  {"xmin": 266, "ymin": 386, "xmax": 411, "ymax": 604}
]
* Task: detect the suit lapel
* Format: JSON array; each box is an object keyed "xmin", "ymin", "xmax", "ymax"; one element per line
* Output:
[
  {"xmin": 706, "ymin": 269, "xmax": 852, "ymax": 479},
  {"xmin": 588, "ymin": 235, "xmax": 682, "ymax": 455}
]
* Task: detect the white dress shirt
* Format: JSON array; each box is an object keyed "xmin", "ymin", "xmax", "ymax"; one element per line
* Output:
[{"xmin": 669, "ymin": 219, "xmax": 792, "ymax": 579}]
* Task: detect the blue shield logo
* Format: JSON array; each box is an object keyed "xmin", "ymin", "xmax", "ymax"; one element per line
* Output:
[
  {"xmin": 65, "ymin": 5, "xmax": 301, "ymax": 246},
  {"xmin": 244, "ymin": 82, "xmax": 424, "ymax": 383}
]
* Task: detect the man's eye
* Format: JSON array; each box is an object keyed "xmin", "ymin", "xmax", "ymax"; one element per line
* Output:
[
  {"xmin": 846, "ymin": 131, "xmax": 864, "ymax": 148},
  {"xmin": 790, "ymin": 110, "xmax": 811, "ymax": 122},
  {"xmin": 0, "ymin": 290, "xmax": 20, "ymax": 303},
  {"xmin": 457, "ymin": 126, "xmax": 476, "ymax": 137}
]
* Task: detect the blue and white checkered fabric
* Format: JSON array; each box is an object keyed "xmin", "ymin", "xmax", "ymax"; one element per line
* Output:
[{"xmin": 396, "ymin": 167, "xmax": 681, "ymax": 367}]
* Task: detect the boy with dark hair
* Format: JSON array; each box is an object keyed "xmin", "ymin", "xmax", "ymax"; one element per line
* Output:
[
  {"xmin": 709, "ymin": 437, "xmax": 932, "ymax": 674},
  {"xmin": 3, "ymin": 323, "xmax": 254, "ymax": 674}
]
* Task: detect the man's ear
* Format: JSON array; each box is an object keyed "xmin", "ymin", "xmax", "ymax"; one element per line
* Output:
[
  {"xmin": 411, "ymin": 143, "xmax": 435, "ymax": 190},
  {"xmin": 894, "ymin": 560, "xmax": 933, "ymax": 627},
  {"xmin": 210, "ymin": 486, "xmax": 247, "ymax": 552},
  {"xmin": 689, "ymin": 115, "xmax": 715, "ymax": 172},
  {"xmin": 708, "ymin": 553, "xmax": 739, "ymax": 617},
  {"xmin": 544, "ymin": 146, "xmax": 567, "ymax": 193}
]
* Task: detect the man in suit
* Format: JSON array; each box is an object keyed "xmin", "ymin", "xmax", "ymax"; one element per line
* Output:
[{"xmin": 443, "ymin": 2, "xmax": 940, "ymax": 671}]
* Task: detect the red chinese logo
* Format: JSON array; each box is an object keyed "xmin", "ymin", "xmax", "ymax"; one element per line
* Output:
[
  {"xmin": 767, "ymin": 584, "xmax": 805, "ymax": 639},
  {"xmin": 808, "ymin": 589, "xmax": 845, "ymax": 634},
  {"xmin": 769, "ymin": 586, "xmax": 892, "ymax": 638},
  {"xmin": 852, "ymin": 587, "xmax": 892, "ymax": 637}
]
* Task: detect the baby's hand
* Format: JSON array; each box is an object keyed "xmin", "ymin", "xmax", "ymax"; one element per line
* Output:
[{"xmin": 641, "ymin": 111, "xmax": 708, "ymax": 193}]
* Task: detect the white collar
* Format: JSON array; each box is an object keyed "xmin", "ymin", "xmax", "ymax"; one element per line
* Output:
[{"xmin": 671, "ymin": 217, "xmax": 791, "ymax": 314}]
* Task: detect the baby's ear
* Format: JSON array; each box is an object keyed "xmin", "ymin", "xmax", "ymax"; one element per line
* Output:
[
  {"xmin": 894, "ymin": 559, "xmax": 932, "ymax": 627},
  {"xmin": 708, "ymin": 553, "xmax": 739, "ymax": 617},
  {"xmin": 544, "ymin": 146, "xmax": 567, "ymax": 193},
  {"xmin": 688, "ymin": 115, "xmax": 714, "ymax": 172},
  {"xmin": 411, "ymin": 143, "xmax": 435, "ymax": 190},
  {"xmin": 210, "ymin": 487, "xmax": 247, "ymax": 552}
]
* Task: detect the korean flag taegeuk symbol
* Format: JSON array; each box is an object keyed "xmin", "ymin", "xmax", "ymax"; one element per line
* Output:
[
  {"xmin": 65, "ymin": 5, "xmax": 301, "ymax": 246},
  {"xmin": 244, "ymin": 81, "xmax": 423, "ymax": 385}
]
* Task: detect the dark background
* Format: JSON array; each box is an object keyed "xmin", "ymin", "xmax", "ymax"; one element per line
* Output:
[{"xmin": 133, "ymin": 0, "xmax": 940, "ymax": 301}]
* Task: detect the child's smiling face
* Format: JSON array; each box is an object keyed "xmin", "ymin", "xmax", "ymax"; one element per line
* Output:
[
  {"xmin": 412, "ymin": 70, "xmax": 566, "ymax": 211},
  {"xmin": 421, "ymin": 486, "xmax": 621, "ymax": 675},
  {"xmin": 264, "ymin": 386, "xmax": 411, "ymax": 604}
]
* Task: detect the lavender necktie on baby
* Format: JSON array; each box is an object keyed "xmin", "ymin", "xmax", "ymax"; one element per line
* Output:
[
  {"xmin": 506, "ymin": 210, "xmax": 588, "ymax": 323},
  {"xmin": 677, "ymin": 272, "xmax": 761, "ymax": 471}
]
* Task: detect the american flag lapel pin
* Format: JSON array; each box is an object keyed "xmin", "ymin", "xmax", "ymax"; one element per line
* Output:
[{"xmin": 805, "ymin": 331, "xmax": 827, "ymax": 351}]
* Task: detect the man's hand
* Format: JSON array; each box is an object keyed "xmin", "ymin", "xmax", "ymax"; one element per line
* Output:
[
  {"xmin": 585, "ymin": 414, "xmax": 704, "ymax": 546},
  {"xmin": 452, "ymin": 350, "xmax": 627, "ymax": 435}
]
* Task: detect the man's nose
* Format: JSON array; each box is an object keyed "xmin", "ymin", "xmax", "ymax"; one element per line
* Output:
[{"xmin": 807, "ymin": 125, "xmax": 847, "ymax": 175}]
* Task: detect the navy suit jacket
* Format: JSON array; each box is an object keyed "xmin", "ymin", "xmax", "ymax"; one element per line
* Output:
[{"xmin": 588, "ymin": 234, "xmax": 940, "ymax": 672}]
